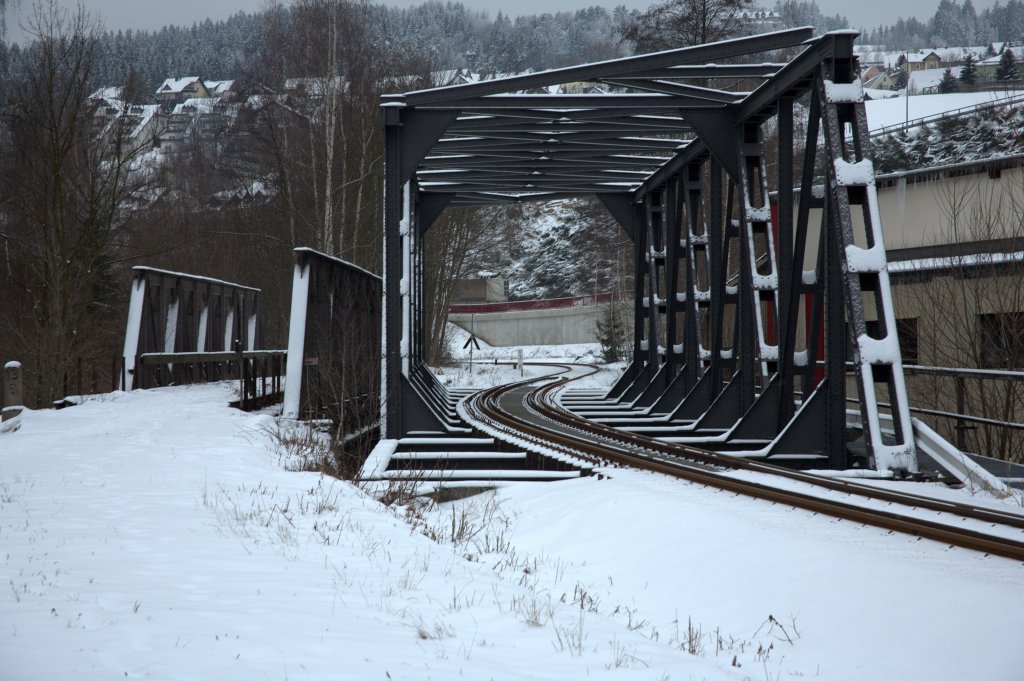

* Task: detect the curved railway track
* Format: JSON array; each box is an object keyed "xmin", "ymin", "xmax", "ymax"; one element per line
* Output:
[{"xmin": 461, "ymin": 363, "xmax": 1024, "ymax": 562}]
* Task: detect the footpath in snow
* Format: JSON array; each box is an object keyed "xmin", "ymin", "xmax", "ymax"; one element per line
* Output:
[{"xmin": 2, "ymin": 374, "xmax": 1023, "ymax": 680}]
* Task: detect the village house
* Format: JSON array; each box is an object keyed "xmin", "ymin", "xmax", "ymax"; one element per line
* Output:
[
  {"xmin": 903, "ymin": 51, "xmax": 943, "ymax": 74},
  {"xmin": 86, "ymin": 87, "xmax": 164, "ymax": 157},
  {"xmin": 155, "ymin": 77, "xmax": 211, "ymax": 109}
]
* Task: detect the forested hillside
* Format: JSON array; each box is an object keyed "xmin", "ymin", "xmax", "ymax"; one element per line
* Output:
[
  {"xmin": 860, "ymin": 0, "xmax": 1024, "ymax": 49},
  {"xmin": 0, "ymin": 4, "xmax": 633, "ymax": 96},
  {"xmin": 0, "ymin": 0, "xmax": 855, "ymax": 408}
]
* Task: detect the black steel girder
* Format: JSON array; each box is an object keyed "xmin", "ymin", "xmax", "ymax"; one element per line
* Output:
[{"xmin": 380, "ymin": 27, "xmax": 918, "ymax": 476}]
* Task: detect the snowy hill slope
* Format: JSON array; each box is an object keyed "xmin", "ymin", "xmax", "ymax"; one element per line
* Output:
[{"xmin": 2, "ymin": 381, "xmax": 1023, "ymax": 680}]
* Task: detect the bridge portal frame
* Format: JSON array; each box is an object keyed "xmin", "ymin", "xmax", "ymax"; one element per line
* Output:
[{"xmin": 381, "ymin": 29, "xmax": 917, "ymax": 472}]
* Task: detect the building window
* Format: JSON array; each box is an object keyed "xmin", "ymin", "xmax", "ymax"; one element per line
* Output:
[
  {"xmin": 862, "ymin": 318, "xmax": 919, "ymax": 364},
  {"xmin": 979, "ymin": 312, "xmax": 1024, "ymax": 368},
  {"xmin": 895, "ymin": 318, "xmax": 919, "ymax": 365}
]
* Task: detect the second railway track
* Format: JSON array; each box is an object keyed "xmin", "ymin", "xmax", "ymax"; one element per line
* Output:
[{"xmin": 461, "ymin": 363, "xmax": 1024, "ymax": 563}]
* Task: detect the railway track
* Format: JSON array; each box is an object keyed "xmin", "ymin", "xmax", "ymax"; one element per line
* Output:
[{"xmin": 462, "ymin": 363, "xmax": 1024, "ymax": 563}]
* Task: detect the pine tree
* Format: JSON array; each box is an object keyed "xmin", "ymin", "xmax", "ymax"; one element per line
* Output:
[
  {"xmin": 996, "ymin": 48, "xmax": 1019, "ymax": 81},
  {"xmin": 938, "ymin": 67, "xmax": 958, "ymax": 93},
  {"xmin": 893, "ymin": 66, "xmax": 909, "ymax": 90},
  {"xmin": 959, "ymin": 53, "xmax": 978, "ymax": 86}
]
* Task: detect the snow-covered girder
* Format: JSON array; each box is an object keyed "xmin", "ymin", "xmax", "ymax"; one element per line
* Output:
[{"xmin": 381, "ymin": 28, "xmax": 918, "ymax": 473}]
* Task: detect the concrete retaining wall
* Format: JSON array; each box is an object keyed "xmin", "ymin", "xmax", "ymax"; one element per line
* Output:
[{"xmin": 450, "ymin": 303, "xmax": 606, "ymax": 346}]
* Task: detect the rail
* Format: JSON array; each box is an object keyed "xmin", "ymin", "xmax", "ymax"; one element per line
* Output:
[
  {"xmin": 137, "ymin": 348, "xmax": 287, "ymax": 411},
  {"xmin": 461, "ymin": 365, "xmax": 1024, "ymax": 562}
]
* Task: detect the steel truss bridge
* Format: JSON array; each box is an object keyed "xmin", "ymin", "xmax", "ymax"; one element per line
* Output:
[{"xmin": 381, "ymin": 28, "xmax": 919, "ymax": 473}]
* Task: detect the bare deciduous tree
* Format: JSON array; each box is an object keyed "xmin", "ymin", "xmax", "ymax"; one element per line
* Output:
[
  {"xmin": 0, "ymin": 2, "xmax": 151, "ymax": 406},
  {"xmin": 253, "ymin": 0, "xmax": 411, "ymax": 273},
  {"xmin": 620, "ymin": 0, "xmax": 754, "ymax": 53},
  {"xmin": 424, "ymin": 207, "xmax": 508, "ymax": 365},
  {"xmin": 894, "ymin": 171, "xmax": 1024, "ymax": 462}
]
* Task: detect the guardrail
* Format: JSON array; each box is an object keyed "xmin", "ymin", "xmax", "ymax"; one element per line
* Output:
[
  {"xmin": 136, "ymin": 348, "xmax": 286, "ymax": 411},
  {"xmin": 840, "ymin": 363, "xmax": 1023, "ymax": 458},
  {"xmin": 449, "ymin": 292, "xmax": 619, "ymax": 314}
]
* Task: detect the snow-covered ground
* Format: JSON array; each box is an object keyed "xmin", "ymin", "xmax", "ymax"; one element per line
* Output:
[
  {"xmin": 865, "ymin": 89, "xmax": 1024, "ymax": 132},
  {"xmin": 3, "ymin": 372, "xmax": 1024, "ymax": 680}
]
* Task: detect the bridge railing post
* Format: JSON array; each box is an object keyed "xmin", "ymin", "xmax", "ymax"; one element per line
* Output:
[{"xmin": 3, "ymin": 361, "xmax": 23, "ymax": 420}]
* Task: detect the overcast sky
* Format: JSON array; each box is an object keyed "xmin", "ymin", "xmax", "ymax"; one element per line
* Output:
[{"xmin": 4, "ymin": 0, "xmax": 997, "ymax": 44}]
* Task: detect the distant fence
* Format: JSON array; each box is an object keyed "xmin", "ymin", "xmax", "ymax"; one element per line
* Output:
[{"xmin": 450, "ymin": 292, "xmax": 618, "ymax": 314}]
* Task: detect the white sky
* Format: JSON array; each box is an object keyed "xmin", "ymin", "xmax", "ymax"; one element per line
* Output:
[{"xmin": 4, "ymin": 0, "xmax": 1000, "ymax": 44}]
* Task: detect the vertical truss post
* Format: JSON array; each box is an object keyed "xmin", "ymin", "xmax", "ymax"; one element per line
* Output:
[
  {"xmin": 381, "ymin": 106, "xmax": 404, "ymax": 438},
  {"xmin": 818, "ymin": 42, "xmax": 917, "ymax": 472},
  {"xmin": 410, "ymin": 183, "xmax": 423, "ymax": 367},
  {"xmin": 707, "ymin": 159, "xmax": 727, "ymax": 397},
  {"xmin": 736, "ymin": 174, "xmax": 757, "ymax": 412},
  {"xmin": 632, "ymin": 200, "xmax": 649, "ymax": 370},
  {"xmin": 681, "ymin": 161, "xmax": 708, "ymax": 389},
  {"xmin": 775, "ymin": 96, "xmax": 796, "ymax": 425},
  {"xmin": 664, "ymin": 176, "xmax": 683, "ymax": 381},
  {"xmin": 824, "ymin": 198, "xmax": 849, "ymax": 467},
  {"xmin": 795, "ymin": 89, "xmax": 825, "ymax": 403},
  {"xmin": 643, "ymin": 190, "xmax": 665, "ymax": 369},
  {"xmin": 401, "ymin": 182, "xmax": 413, "ymax": 379},
  {"xmin": 737, "ymin": 121, "xmax": 781, "ymax": 386}
]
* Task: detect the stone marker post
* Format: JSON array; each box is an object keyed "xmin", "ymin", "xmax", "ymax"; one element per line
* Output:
[{"xmin": 3, "ymin": 361, "xmax": 23, "ymax": 420}]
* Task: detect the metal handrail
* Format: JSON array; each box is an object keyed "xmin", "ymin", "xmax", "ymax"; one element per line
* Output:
[
  {"xmin": 844, "ymin": 362, "xmax": 1024, "ymax": 452},
  {"xmin": 901, "ymin": 363, "xmax": 1024, "ymax": 381}
]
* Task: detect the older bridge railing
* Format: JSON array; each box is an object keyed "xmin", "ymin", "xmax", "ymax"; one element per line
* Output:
[
  {"xmin": 121, "ymin": 267, "xmax": 262, "ymax": 391},
  {"xmin": 282, "ymin": 248, "xmax": 382, "ymax": 436}
]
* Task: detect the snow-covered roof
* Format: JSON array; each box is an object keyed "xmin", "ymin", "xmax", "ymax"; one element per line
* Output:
[
  {"xmin": 171, "ymin": 97, "xmax": 219, "ymax": 115},
  {"xmin": 89, "ymin": 97, "xmax": 124, "ymax": 114},
  {"xmin": 905, "ymin": 50, "xmax": 941, "ymax": 63},
  {"xmin": 864, "ymin": 87, "xmax": 899, "ymax": 100},
  {"xmin": 429, "ymin": 69, "xmax": 481, "ymax": 87},
  {"xmin": 284, "ymin": 76, "xmax": 344, "ymax": 96},
  {"xmin": 89, "ymin": 86, "xmax": 124, "ymax": 101},
  {"xmin": 875, "ymin": 153, "xmax": 1024, "ymax": 185},
  {"xmin": 126, "ymin": 104, "xmax": 160, "ymax": 139},
  {"xmin": 211, "ymin": 179, "xmax": 277, "ymax": 204},
  {"xmin": 980, "ymin": 46, "xmax": 1024, "ymax": 66},
  {"xmin": 157, "ymin": 77, "xmax": 203, "ymax": 94},
  {"xmin": 737, "ymin": 8, "xmax": 780, "ymax": 19},
  {"xmin": 855, "ymin": 46, "xmax": 989, "ymax": 69},
  {"xmin": 205, "ymin": 80, "xmax": 235, "ymax": 96}
]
